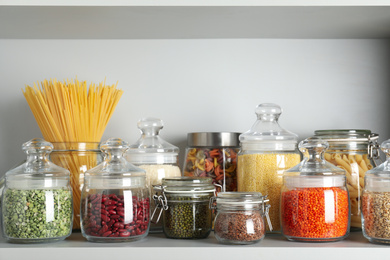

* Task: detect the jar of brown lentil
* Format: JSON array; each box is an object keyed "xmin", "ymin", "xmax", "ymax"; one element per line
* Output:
[
  {"xmin": 362, "ymin": 139, "xmax": 390, "ymax": 244},
  {"xmin": 237, "ymin": 103, "xmax": 301, "ymax": 233},
  {"xmin": 314, "ymin": 129, "xmax": 380, "ymax": 230},
  {"xmin": 211, "ymin": 192, "xmax": 272, "ymax": 245}
]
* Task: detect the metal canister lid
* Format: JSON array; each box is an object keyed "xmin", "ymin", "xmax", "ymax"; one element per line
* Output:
[{"xmin": 187, "ymin": 132, "xmax": 240, "ymax": 147}]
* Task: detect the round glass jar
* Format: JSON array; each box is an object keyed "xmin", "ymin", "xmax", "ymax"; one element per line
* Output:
[
  {"xmin": 237, "ymin": 103, "xmax": 301, "ymax": 232},
  {"xmin": 50, "ymin": 142, "xmax": 102, "ymax": 230},
  {"xmin": 1, "ymin": 138, "xmax": 73, "ymax": 243},
  {"xmin": 80, "ymin": 138, "xmax": 149, "ymax": 242},
  {"xmin": 126, "ymin": 118, "xmax": 181, "ymax": 233},
  {"xmin": 211, "ymin": 192, "xmax": 272, "ymax": 245},
  {"xmin": 314, "ymin": 129, "xmax": 379, "ymax": 230},
  {"xmin": 362, "ymin": 139, "xmax": 390, "ymax": 244},
  {"xmin": 153, "ymin": 177, "xmax": 215, "ymax": 239},
  {"xmin": 281, "ymin": 137, "xmax": 350, "ymax": 242},
  {"xmin": 183, "ymin": 132, "xmax": 240, "ymax": 193}
]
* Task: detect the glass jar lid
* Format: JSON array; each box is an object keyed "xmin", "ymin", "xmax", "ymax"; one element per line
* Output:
[
  {"xmin": 239, "ymin": 103, "xmax": 298, "ymax": 151},
  {"xmin": 161, "ymin": 176, "xmax": 215, "ymax": 193},
  {"xmin": 85, "ymin": 138, "xmax": 146, "ymax": 189},
  {"xmin": 5, "ymin": 138, "xmax": 70, "ymax": 189},
  {"xmin": 127, "ymin": 117, "xmax": 179, "ymax": 164},
  {"xmin": 314, "ymin": 129, "xmax": 378, "ymax": 142},
  {"xmin": 215, "ymin": 192, "xmax": 267, "ymax": 205},
  {"xmin": 187, "ymin": 132, "xmax": 240, "ymax": 147},
  {"xmin": 284, "ymin": 137, "xmax": 346, "ymax": 188}
]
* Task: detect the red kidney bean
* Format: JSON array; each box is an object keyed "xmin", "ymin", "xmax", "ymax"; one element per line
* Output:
[{"xmin": 83, "ymin": 194, "xmax": 150, "ymax": 239}]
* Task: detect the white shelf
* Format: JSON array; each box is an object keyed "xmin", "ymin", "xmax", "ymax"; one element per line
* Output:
[
  {"xmin": 0, "ymin": 232, "xmax": 388, "ymax": 260},
  {"xmin": 1, "ymin": 3, "xmax": 390, "ymax": 39}
]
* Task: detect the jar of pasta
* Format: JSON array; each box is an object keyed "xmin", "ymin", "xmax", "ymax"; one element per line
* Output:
[
  {"xmin": 281, "ymin": 137, "xmax": 350, "ymax": 242},
  {"xmin": 237, "ymin": 103, "xmax": 301, "ymax": 233},
  {"xmin": 126, "ymin": 118, "xmax": 181, "ymax": 233},
  {"xmin": 314, "ymin": 129, "xmax": 380, "ymax": 230},
  {"xmin": 362, "ymin": 139, "xmax": 390, "ymax": 244},
  {"xmin": 183, "ymin": 132, "xmax": 240, "ymax": 192}
]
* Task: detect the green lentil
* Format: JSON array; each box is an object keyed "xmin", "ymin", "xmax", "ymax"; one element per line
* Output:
[
  {"xmin": 2, "ymin": 188, "xmax": 72, "ymax": 241},
  {"xmin": 163, "ymin": 194, "xmax": 212, "ymax": 239}
]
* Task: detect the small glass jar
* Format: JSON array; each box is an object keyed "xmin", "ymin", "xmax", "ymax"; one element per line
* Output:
[
  {"xmin": 314, "ymin": 129, "xmax": 380, "ymax": 230},
  {"xmin": 126, "ymin": 118, "xmax": 181, "ymax": 233},
  {"xmin": 183, "ymin": 132, "xmax": 240, "ymax": 193},
  {"xmin": 210, "ymin": 192, "xmax": 272, "ymax": 245},
  {"xmin": 362, "ymin": 139, "xmax": 390, "ymax": 244},
  {"xmin": 50, "ymin": 142, "xmax": 102, "ymax": 230},
  {"xmin": 80, "ymin": 138, "xmax": 149, "ymax": 242},
  {"xmin": 281, "ymin": 137, "xmax": 350, "ymax": 242},
  {"xmin": 1, "ymin": 138, "xmax": 73, "ymax": 243},
  {"xmin": 237, "ymin": 103, "xmax": 301, "ymax": 232},
  {"xmin": 153, "ymin": 177, "xmax": 215, "ymax": 239}
]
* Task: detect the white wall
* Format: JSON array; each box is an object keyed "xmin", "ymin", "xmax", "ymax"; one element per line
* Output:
[{"xmin": 0, "ymin": 39, "xmax": 389, "ymax": 175}]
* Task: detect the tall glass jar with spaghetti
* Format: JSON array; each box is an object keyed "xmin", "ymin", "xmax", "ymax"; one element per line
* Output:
[
  {"xmin": 237, "ymin": 103, "xmax": 301, "ymax": 233},
  {"xmin": 50, "ymin": 142, "xmax": 103, "ymax": 230},
  {"xmin": 314, "ymin": 129, "xmax": 380, "ymax": 230},
  {"xmin": 126, "ymin": 118, "xmax": 181, "ymax": 233}
]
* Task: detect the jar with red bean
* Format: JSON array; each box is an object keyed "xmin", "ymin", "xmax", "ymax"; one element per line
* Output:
[
  {"xmin": 281, "ymin": 137, "xmax": 350, "ymax": 242},
  {"xmin": 80, "ymin": 138, "xmax": 150, "ymax": 242},
  {"xmin": 210, "ymin": 192, "xmax": 272, "ymax": 245}
]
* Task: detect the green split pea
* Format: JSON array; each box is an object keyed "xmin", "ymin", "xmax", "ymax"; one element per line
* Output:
[
  {"xmin": 163, "ymin": 194, "xmax": 212, "ymax": 239},
  {"xmin": 2, "ymin": 188, "xmax": 72, "ymax": 240}
]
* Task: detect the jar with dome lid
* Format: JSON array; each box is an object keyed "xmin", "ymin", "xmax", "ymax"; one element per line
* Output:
[
  {"xmin": 237, "ymin": 103, "xmax": 301, "ymax": 232},
  {"xmin": 126, "ymin": 118, "xmax": 181, "ymax": 232},
  {"xmin": 80, "ymin": 138, "xmax": 150, "ymax": 242}
]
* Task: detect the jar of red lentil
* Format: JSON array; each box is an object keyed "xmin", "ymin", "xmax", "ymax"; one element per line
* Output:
[
  {"xmin": 80, "ymin": 138, "xmax": 150, "ymax": 242},
  {"xmin": 314, "ymin": 129, "xmax": 380, "ymax": 230},
  {"xmin": 237, "ymin": 103, "xmax": 301, "ymax": 233},
  {"xmin": 362, "ymin": 139, "xmax": 390, "ymax": 244},
  {"xmin": 210, "ymin": 192, "xmax": 272, "ymax": 245},
  {"xmin": 281, "ymin": 137, "xmax": 350, "ymax": 242},
  {"xmin": 183, "ymin": 132, "xmax": 240, "ymax": 193}
]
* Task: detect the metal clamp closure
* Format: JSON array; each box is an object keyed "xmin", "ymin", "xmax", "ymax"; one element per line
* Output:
[
  {"xmin": 368, "ymin": 134, "xmax": 382, "ymax": 167},
  {"xmin": 150, "ymin": 185, "xmax": 168, "ymax": 224},
  {"xmin": 262, "ymin": 195, "xmax": 273, "ymax": 232}
]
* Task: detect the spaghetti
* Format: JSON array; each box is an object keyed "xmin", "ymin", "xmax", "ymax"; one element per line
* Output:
[{"xmin": 23, "ymin": 78, "xmax": 123, "ymax": 229}]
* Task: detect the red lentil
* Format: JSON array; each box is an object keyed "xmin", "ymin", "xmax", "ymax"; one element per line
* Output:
[{"xmin": 281, "ymin": 187, "xmax": 349, "ymax": 240}]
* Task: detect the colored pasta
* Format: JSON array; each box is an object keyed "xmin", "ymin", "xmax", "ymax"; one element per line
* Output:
[{"xmin": 22, "ymin": 78, "xmax": 123, "ymax": 229}]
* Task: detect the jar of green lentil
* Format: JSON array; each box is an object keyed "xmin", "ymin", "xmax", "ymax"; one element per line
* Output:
[
  {"xmin": 152, "ymin": 177, "xmax": 215, "ymax": 239},
  {"xmin": 1, "ymin": 138, "xmax": 73, "ymax": 243}
]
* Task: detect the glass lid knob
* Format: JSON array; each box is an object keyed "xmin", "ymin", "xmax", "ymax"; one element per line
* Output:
[
  {"xmin": 138, "ymin": 117, "xmax": 163, "ymax": 136},
  {"xmin": 22, "ymin": 138, "xmax": 53, "ymax": 154}
]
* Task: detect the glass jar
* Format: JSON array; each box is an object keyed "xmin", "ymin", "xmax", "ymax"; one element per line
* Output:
[
  {"xmin": 210, "ymin": 192, "xmax": 272, "ymax": 245},
  {"xmin": 153, "ymin": 177, "xmax": 215, "ymax": 239},
  {"xmin": 281, "ymin": 137, "xmax": 350, "ymax": 242},
  {"xmin": 362, "ymin": 139, "xmax": 390, "ymax": 244},
  {"xmin": 50, "ymin": 142, "xmax": 102, "ymax": 230},
  {"xmin": 126, "ymin": 118, "xmax": 181, "ymax": 233},
  {"xmin": 1, "ymin": 138, "xmax": 73, "ymax": 243},
  {"xmin": 183, "ymin": 132, "xmax": 240, "ymax": 193},
  {"xmin": 237, "ymin": 103, "xmax": 301, "ymax": 232},
  {"xmin": 314, "ymin": 129, "xmax": 380, "ymax": 230},
  {"xmin": 80, "ymin": 138, "xmax": 149, "ymax": 242}
]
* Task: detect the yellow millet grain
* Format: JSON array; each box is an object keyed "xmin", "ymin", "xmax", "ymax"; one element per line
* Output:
[{"xmin": 237, "ymin": 153, "xmax": 301, "ymax": 232}]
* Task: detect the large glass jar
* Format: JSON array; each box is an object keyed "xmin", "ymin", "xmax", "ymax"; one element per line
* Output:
[
  {"xmin": 153, "ymin": 177, "xmax": 215, "ymax": 239},
  {"xmin": 281, "ymin": 137, "xmax": 350, "ymax": 242},
  {"xmin": 50, "ymin": 142, "xmax": 102, "ymax": 230},
  {"xmin": 362, "ymin": 139, "xmax": 390, "ymax": 244},
  {"xmin": 211, "ymin": 192, "xmax": 272, "ymax": 245},
  {"xmin": 237, "ymin": 103, "xmax": 301, "ymax": 232},
  {"xmin": 126, "ymin": 118, "xmax": 181, "ymax": 233},
  {"xmin": 183, "ymin": 132, "xmax": 240, "ymax": 193},
  {"xmin": 80, "ymin": 138, "xmax": 149, "ymax": 242},
  {"xmin": 314, "ymin": 129, "xmax": 380, "ymax": 230},
  {"xmin": 1, "ymin": 138, "xmax": 73, "ymax": 243}
]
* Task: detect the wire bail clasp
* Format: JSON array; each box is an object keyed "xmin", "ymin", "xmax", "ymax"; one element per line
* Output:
[{"xmin": 150, "ymin": 185, "xmax": 168, "ymax": 224}]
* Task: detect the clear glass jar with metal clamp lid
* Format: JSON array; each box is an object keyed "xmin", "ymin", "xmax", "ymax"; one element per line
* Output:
[
  {"xmin": 210, "ymin": 192, "xmax": 272, "ymax": 245},
  {"xmin": 152, "ymin": 177, "xmax": 215, "ymax": 239},
  {"xmin": 314, "ymin": 129, "xmax": 381, "ymax": 230}
]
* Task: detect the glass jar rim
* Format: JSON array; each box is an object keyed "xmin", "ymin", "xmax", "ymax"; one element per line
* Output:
[
  {"xmin": 314, "ymin": 129, "xmax": 378, "ymax": 142},
  {"xmin": 51, "ymin": 142, "xmax": 100, "ymax": 152}
]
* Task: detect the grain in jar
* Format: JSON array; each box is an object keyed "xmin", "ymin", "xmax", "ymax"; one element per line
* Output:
[{"xmin": 237, "ymin": 103, "xmax": 300, "ymax": 232}]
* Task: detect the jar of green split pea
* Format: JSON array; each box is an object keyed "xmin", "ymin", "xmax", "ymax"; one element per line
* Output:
[
  {"xmin": 152, "ymin": 177, "xmax": 215, "ymax": 239},
  {"xmin": 1, "ymin": 138, "xmax": 73, "ymax": 243}
]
